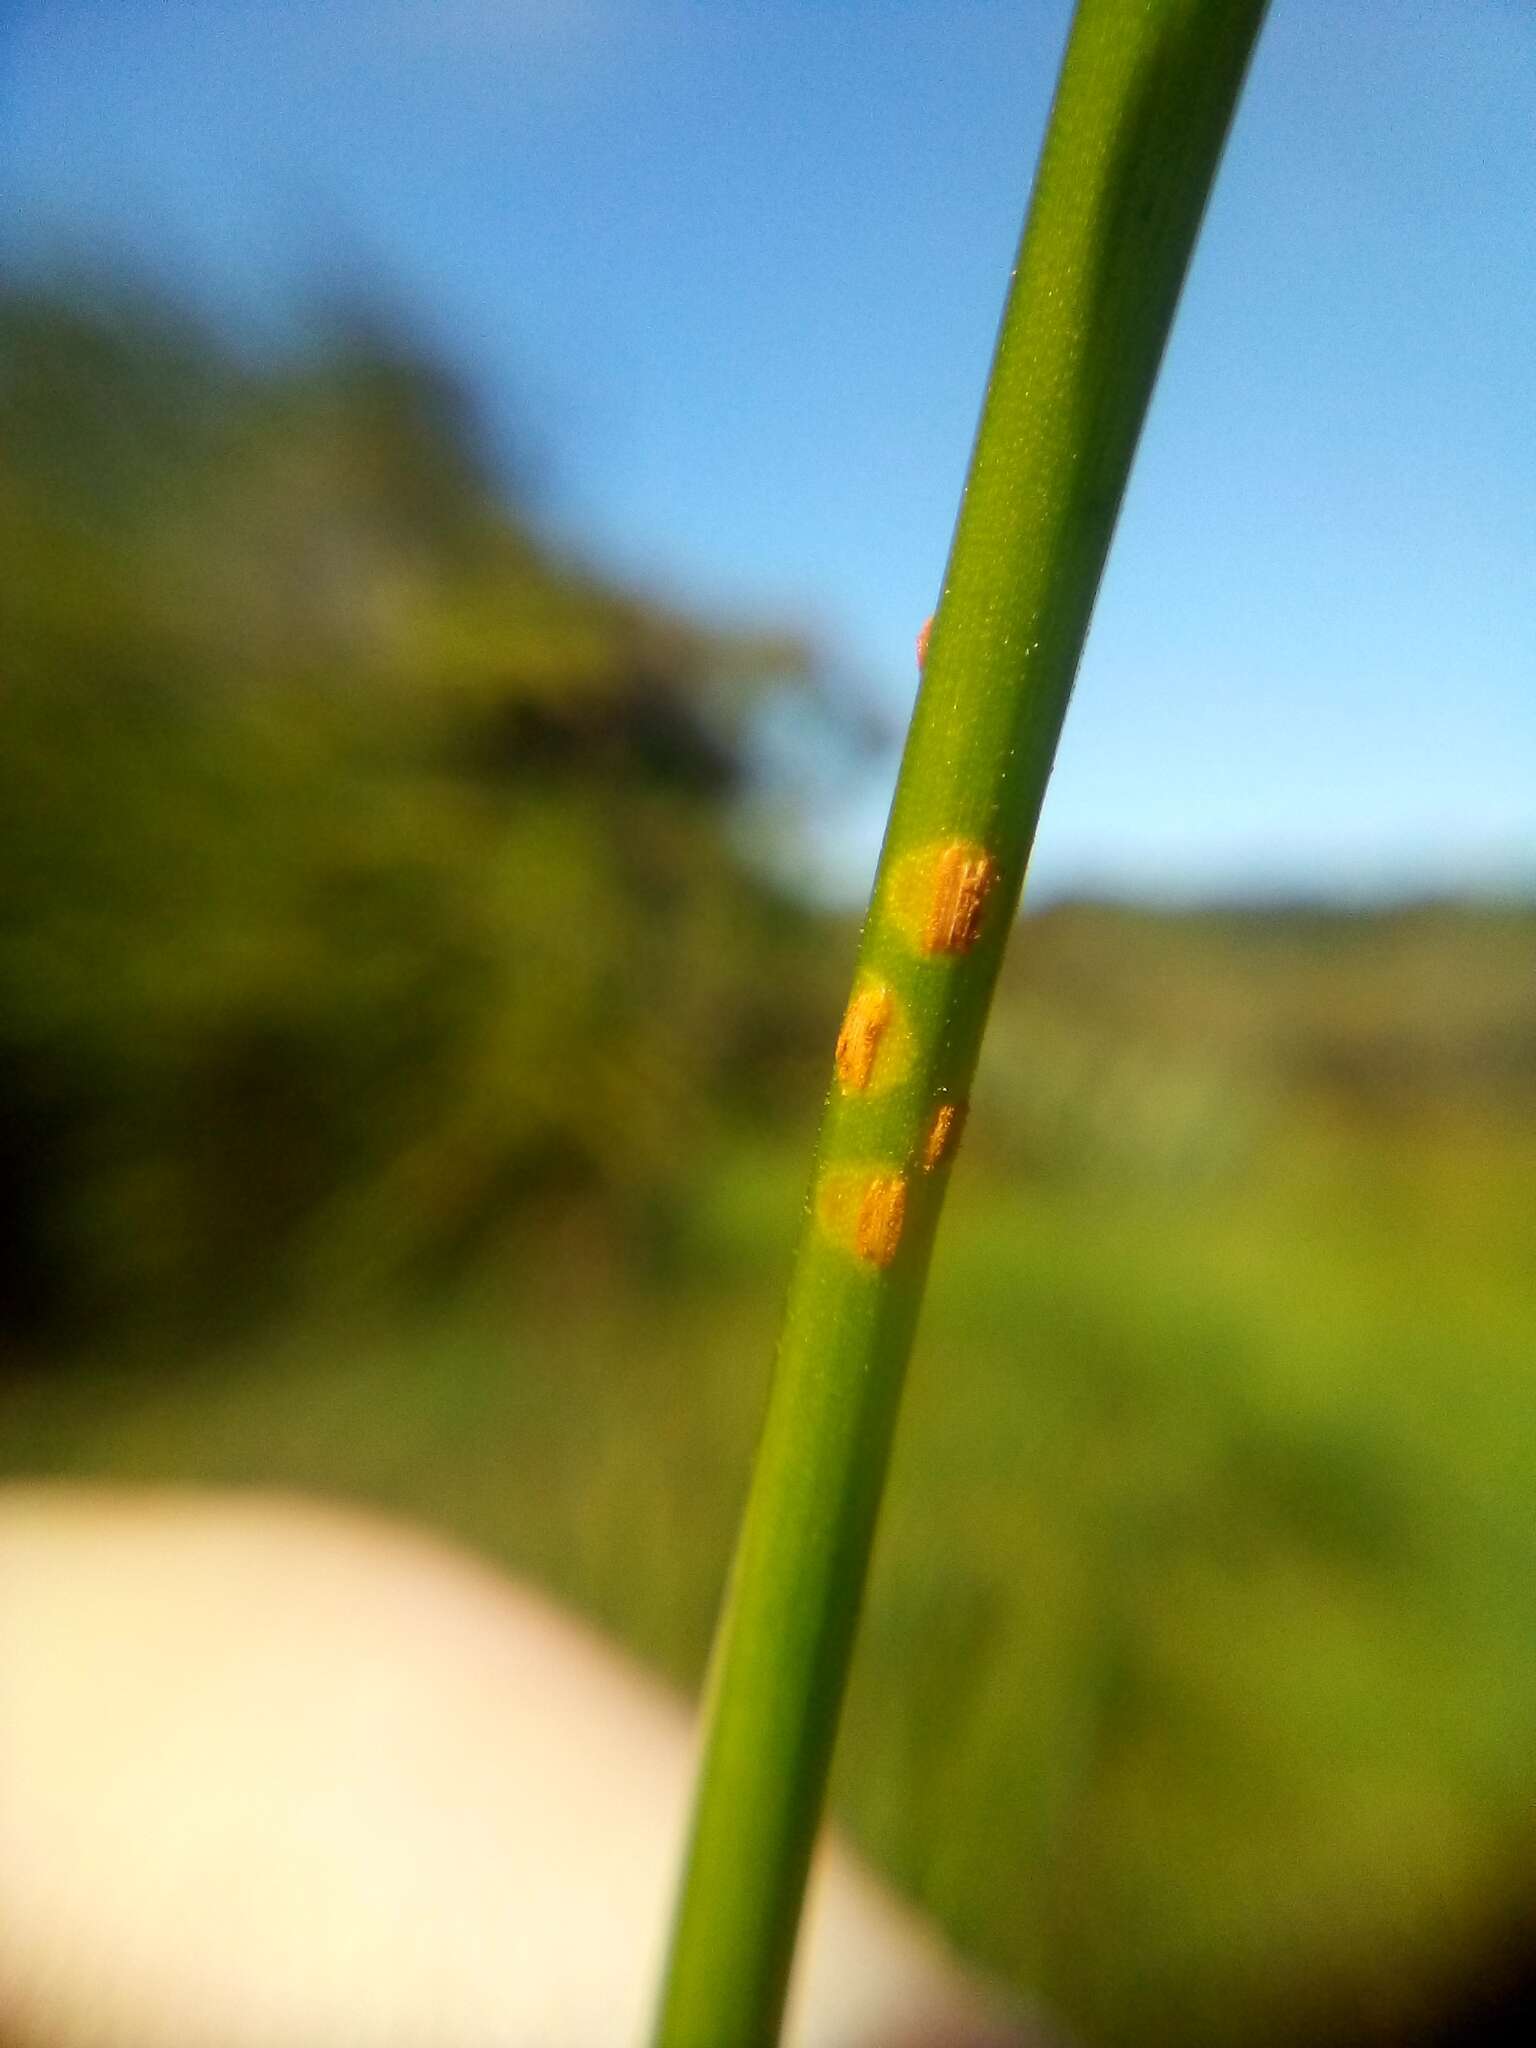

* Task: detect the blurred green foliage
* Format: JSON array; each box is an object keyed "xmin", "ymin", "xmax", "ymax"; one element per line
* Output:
[
  {"xmin": 976, "ymin": 896, "xmax": 1536, "ymax": 1186},
  {"xmin": 8, "ymin": 1050, "xmax": 1534, "ymax": 2046},
  {"xmin": 0, "ymin": 280, "xmax": 835, "ymax": 1338},
  {"xmin": 4, "ymin": 272, "xmax": 1535, "ymax": 2047}
]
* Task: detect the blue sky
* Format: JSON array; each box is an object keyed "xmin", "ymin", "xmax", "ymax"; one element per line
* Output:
[{"xmin": 5, "ymin": 0, "xmax": 1533, "ymax": 903}]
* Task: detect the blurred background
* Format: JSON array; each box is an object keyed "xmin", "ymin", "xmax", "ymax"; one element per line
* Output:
[{"xmin": 2, "ymin": 3, "xmax": 1534, "ymax": 2044}]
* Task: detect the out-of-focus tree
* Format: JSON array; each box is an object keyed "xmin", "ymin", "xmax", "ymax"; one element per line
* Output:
[{"xmin": 0, "ymin": 281, "xmax": 837, "ymax": 1342}]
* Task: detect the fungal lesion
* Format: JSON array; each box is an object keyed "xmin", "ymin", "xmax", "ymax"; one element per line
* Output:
[
  {"xmin": 887, "ymin": 840, "xmax": 998, "ymax": 956},
  {"xmin": 833, "ymin": 979, "xmax": 910, "ymax": 1095},
  {"xmin": 817, "ymin": 1167, "xmax": 909, "ymax": 1269},
  {"xmin": 919, "ymin": 1099, "xmax": 966, "ymax": 1172},
  {"xmin": 925, "ymin": 842, "xmax": 997, "ymax": 952},
  {"xmin": 916, "ymin": 614, "xmax": 934, "ymax": 670},
  {"xmin": 854, "ymin": 1173, "xmax": 907, "ymax": 1267}
]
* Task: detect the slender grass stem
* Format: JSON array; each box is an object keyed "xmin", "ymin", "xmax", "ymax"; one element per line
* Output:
[{"xmin": 652, "ymin": 4, "xmax": 1269, "ymax": 2041}]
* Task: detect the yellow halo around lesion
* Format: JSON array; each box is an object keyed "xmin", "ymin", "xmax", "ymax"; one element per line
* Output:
[
  {"xmin": 816, "ymin": 1167, "xmax": 908, "ymax": 1269},
  {"xmin": 885, "ymin": 840, "xmax": 998, "ymax": 956},
  {"xmin": 832, "ymin": 978, "xmax": 912, "ymax": 1095}
]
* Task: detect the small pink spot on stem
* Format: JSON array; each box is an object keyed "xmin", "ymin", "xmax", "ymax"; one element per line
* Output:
[{"xmin": 916, "ymin": 616, "xmax": 934, "ymax": 671}]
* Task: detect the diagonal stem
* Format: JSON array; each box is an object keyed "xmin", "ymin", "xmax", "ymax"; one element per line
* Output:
[{"xmin": 652, "ymin": 4, "xmax": 1270, "ymax": 2042}]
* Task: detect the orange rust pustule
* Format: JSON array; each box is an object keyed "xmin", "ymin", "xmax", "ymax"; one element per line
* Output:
[
  {"xmin": 916, "ymin": 615, "xmax": 934, "ymax": 671},
  {"xmin": 854, "ymin": 1173, "xmax": 908, "ymax": 1268},
  {"xmin": 888, "ymin": 840, "xmax": 998, "ymax": 956},
  {"xmin": 817, "ymin": 1167, "xmax": 909, "ymax": 1269},
  {"xmin": 834, "ymin": 983, "xmax": 893, "ymax": 1093},
  {"xmin": 924, "ymin": 842, "xmax": 996, "ymax": 953},
  {"xmin": 920, "ymin": 1100, "xmax": 966, "ymax": 1172}
]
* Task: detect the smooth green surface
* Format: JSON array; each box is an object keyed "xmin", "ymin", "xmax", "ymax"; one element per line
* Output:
[{"xmin": 653, "ymin": 4, "xmax": 1270, "ymax": 2041}]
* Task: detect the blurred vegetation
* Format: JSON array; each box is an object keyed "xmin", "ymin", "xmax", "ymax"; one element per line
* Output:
[
  {"xmin": 3, "ymin": 276, "xmax": 1535, "ymax": 2046},
  {"xmin": 0, "ymin": 278, "xmax": 838, "ymax": 1341}
]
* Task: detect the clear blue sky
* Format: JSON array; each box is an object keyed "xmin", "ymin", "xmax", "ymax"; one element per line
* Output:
[{"xmin": 5, "ymin": 1, "xmax": 1533, "ymax": 903}]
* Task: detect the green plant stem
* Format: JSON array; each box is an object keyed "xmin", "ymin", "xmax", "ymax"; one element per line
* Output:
[{"xmin": 652, "ymin": 4, "xmax": 1269, "ymax": 2042}]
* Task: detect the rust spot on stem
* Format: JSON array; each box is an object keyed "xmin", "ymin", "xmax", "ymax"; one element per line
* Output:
[
  {"xmin": 888, "ymin": 841, "xmax": 998, "ymax": 956},
  {"xmin": 926, "ymin": 843, "xmax": 996, "ymax": 952},
  {"xmin": 817, "ymin": 1167, "xmax": 909, "ymax": 1269},
  {"xmin": 834, "ymin": 982, "xmax": 892, "ymax": 1093},
  {"xmin": 833, "ymin": 978, "xmax": 911, "ymax": 1095},
  {"xmin": 916, "ymin": 615, "xmax": 934, "ymax": 671},
  {"xmin": 920, "ymin": 1100, "xmax": 966, "ymax": 1172},
  {"xmin": 854, "ymin": 1173, "xmax": 907, "ymax": 1267}
]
